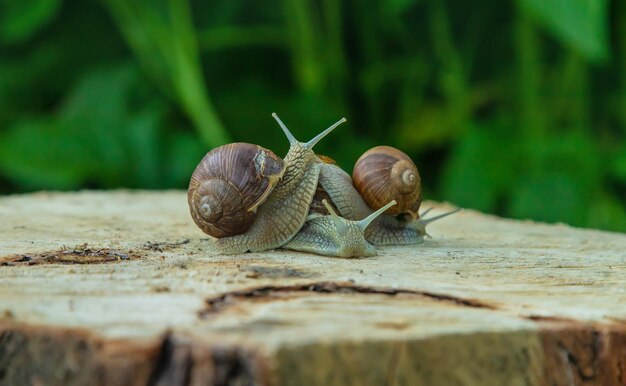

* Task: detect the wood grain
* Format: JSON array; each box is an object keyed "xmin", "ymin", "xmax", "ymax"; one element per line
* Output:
[{"xmin": 0, "ymin": 191, "xmax": 625, "ymax": 385}]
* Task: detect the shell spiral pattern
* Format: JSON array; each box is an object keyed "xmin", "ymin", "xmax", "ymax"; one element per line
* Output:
[{"xmin": 187, "ymin": 143, "xmax": 284, "ymax": 238}]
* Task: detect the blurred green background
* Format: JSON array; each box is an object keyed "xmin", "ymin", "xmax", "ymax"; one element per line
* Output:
[{"xmin": 0, "ymin": 0, "xmax": 625, "ymax": 231}]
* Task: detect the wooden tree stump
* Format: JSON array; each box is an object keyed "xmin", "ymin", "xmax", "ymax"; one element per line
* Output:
[{"xmin": 1, "ymin": 191, "xmax": 625, "ymax": 385}]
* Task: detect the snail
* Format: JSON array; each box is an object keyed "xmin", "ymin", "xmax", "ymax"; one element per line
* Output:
[
  {"xmin": 315, "ymin": 146, "xmax": 460, "ymax": 245},
  {"xmin": 353, "ymin": 146, "xmax": 422, "ymax": 217},
  {"xmin": 284, "ymin": 199, "xmax": 397, "ymax": 257},
  {"xmin": 189, "ymin": 113, "xmax": 346, "ymax": 254},
  {"xmin": 187, "ymin": 143, "xmax": 285, "ymax": 238}
]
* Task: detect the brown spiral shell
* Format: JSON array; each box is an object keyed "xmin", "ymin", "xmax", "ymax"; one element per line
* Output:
[
  {"xmin": 309, "ymin": 182, "xmax": 340, "ymax": 216},
  {"xmin": 308, "ymin": 154, "xmax": 339, "ymax": 216},
  {"xmin": 352, "ymin": 146, "xmax": 422, "ymax": 216},
  {"xmin": 188, "ymin": 143, "xmax": 285, "ymax": 238}
]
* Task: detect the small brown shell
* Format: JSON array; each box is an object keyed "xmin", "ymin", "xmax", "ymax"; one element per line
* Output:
[
  {"xmin": 316, "ymin": 154, "xmax": 337, "ymax": 165},
  {"xmin": 352, "ymin": 146, "xmax": 422, "ymax": 216},
  {"xmin": 308, "ymin": 155, "xmax": 340, "ymax": 216},
  {"xmin": 188, "ymin": 143, "xmax": 284, "ymax": 238},
  {"xmin": 309, "ymin": 183, "xmax": 340, "ymax": 216}
]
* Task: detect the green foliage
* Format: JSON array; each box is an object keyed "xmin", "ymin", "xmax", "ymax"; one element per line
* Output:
[
  {"xmin": 0, "ymin": 64, "xmax": 204, "ymax": 189},
  {"xmin": 0, "ymin": 0, "xmax": 62, "ymax": 43},
  {"xmin": 0, "ymin": 0, "xmax": 624, "ymax": 232},
  {"xmin": 441, "ymin": 121, "xmax": 517, "ymax": 213},
  {"xmin": 519, "ymin": 0, "xmax": 609, "ymax": 61}
]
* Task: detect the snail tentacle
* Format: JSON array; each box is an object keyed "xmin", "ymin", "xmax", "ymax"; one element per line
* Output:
[
  {"xmin": 318, "ymin": 162, "xmax": 456, "ymax": 245},
  {"xmin": 283, "ymin": 199, "xmax": 395, "ymax": 258},
  {"xmin": 213, "ymin": 115, "xmax": 345, "ymax": 254}
]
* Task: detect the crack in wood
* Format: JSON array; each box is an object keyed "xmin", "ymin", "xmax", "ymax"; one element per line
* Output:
[
  {"xmin": 2, "ymin": 322, "xmax": 626, "ymax": 385},
  {"xmin": 524, "ymin": 315, "xmax": 579, "ymax": 323},
  {"xmin": 384, "ymin": 342, "xmax": 404, "ymax": 386},
  {"xmin": 0, "ymin": 244, "xmax": 141, "ymax": 266},
  {"xmin": 198, "ymin": 281, "xmax": 496, "ymax": 318},
  {"xmin": 0, "ymin": 239, "xmax": 197, "ymax": 266},
  {"xmin": 559, "ymin": 330, "xmax": 601, "ymax": 382},
  {"xmin": 148, "ymin": 333, "xmax": 194, "ymax": 386},
  {"xmin": 143, "ymin": 239, "xmax": 191, "ymax": 252},
  {"xmin": 211, "ymin": 346, "xmax": 263, "ymax": 386},
  {"xmin": 0, "ymin": 325, "xmax": 269, "ymax": 386},
  {"xmin": 146, "ymin": 333, "xmax": 266, "ymax": 386},
  {"xmin": 538, "ymin": 326, "xmax": 626, "ymax": 385},
  {"xmin": 240, "ymin": 265, "xmax": 312, "ymax": 279},
  {"xmin": 559, "ymin": 342, "xmax": 597, "ymax": 381}
]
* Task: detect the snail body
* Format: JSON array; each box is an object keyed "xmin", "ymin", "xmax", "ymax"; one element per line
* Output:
[
  {"xmin": 211, "ymin": 114, "xmax": 346, "ymax": 254},
  {"xmin": 187, "ymin": 113, "xmax": 458, "ymax": 257},
  {"xmin": 284, "ymin": 199, "xmax": 397, "ymax": 257},
  {"xmin": 187, "ymin": 143, "xmax": 284, "ymax": 238},
  {"xmin": 316, "ymin": 147, "xmax": 459, "ymax": 246}
]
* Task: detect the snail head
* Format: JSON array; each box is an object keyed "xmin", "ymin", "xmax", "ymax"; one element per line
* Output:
[{"xmin": 272, "ymin": 113, "xmax": 346, "ymax": 162}]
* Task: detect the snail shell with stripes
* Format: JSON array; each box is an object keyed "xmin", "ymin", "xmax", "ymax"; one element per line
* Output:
[
  {"xmin": 187, "ymin": 143, "xmax": 285, "ymax": 238},
  {"xmin": 188, "ymin": 115, "xmax": 458, "ymax": 257},
  {"xmin": 313, "ymin": 146, "xmax": 459, "ymax": 246},
  {"xmin": 188, "ymin": 114, "xmax": 346, "ymax": 254}
]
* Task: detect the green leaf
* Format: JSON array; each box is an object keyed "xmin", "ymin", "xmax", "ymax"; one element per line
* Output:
[
  {"xmin": 612, "ymin": 144, "xmax": 626, "ymax": 183},
  {"xmin": 527, "ymin": 132, "xmax": 603, "ymax": 193},
  {"xmin": 0, "ymin": 64, "xmax": 171, "ymax": 191},
  {"xmin": 440, "ymin": 122, "xmax": 516, "ymax": 212},
  {"xmin": 123, "ymin": 107, "xmax": 164, "ymax": 188},
  {"xmin": 0, "ymin": 0, "xmax": 62, "ymax": 43},
  {"xmin": 397, "ymin": 103, "xmax": 458, "ymax": 149},
  {"xmin": 508, "ymin": 132, "xmax": 601, "ymax": 227},
  {"xmin": 519, "ymin": 0, "xmax": 609, "ymax": 61},
  {"xmin": 164, "ymin": 132, "xmax": 206, "ymax": 188},
  {"xmin": 586, "ymin": 194, "xmax": 626, "ymax": 232},
  {"xmin": 0, "ymin": 118, "xmax": 91, "ymax": 189},
  {"xmin": 384, "ymin": 0, "xmax": 421, "ymax": 16},
  {"xmin": 57, "ymin": 64, "xmax": 175, "ymax": 188},
  {"xmin": 509, "ymin": 173, "xmax": 587, "ymax": 226},
  {"xmin": 215, "ymin": 79, "xmax": 350, "ymax": 159}
]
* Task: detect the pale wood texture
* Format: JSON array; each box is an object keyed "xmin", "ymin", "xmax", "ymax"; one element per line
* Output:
[{"xmin": 0, "ymin": 191, "xmax": 625, "ymax": 386}]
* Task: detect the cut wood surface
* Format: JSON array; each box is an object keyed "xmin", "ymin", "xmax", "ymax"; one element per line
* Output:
[{"xmin": 0, "ymin": 191, "xmax": 625, "ymax": 386}]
